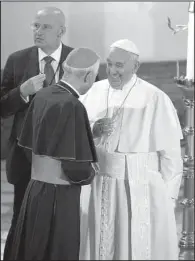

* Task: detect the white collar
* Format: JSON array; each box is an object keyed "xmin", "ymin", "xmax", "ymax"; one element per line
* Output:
[
  {"xmin": 60, "ymin": 80, "xmax": 80, "ymax": 97},
  {"xmin": 110, "ymin": 74, "xmax": 137, "ymax": 93},
  {"xmin": 38, "ymin": 42, "xmax": 62, "ymax": 62},
  {"xmin": 123, "ymin": 74, "xmax": 137, "ymax": 92}
]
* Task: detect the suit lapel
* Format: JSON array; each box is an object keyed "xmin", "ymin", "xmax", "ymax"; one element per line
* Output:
[
  {"xmin": 21, "ymin": 47, "xmax": 39, "ymax": 101},
  {"xmin": 21, "ymin": 47, "xmax": 39, "ymax": 83},
  {"xmin": 58, "ymin": 44, "xmax": 73, "ymax": 80},
  {"xmin": 21, "ymin": 45, "xmax": 72, "ymax": 86}
]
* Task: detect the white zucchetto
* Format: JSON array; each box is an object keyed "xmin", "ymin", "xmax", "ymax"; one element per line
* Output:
[{"xmin": 110, "ymin": 39, "xmax": 140, "ymax": 56}]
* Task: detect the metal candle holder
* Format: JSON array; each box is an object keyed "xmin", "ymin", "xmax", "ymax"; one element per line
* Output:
[
  {"xmin": 168, "ymin": 1, "xmax": 194, "ymax": 258},
  {"xmin": 174, "ymin": 74, "xmax": 194, "ymax": 260}
]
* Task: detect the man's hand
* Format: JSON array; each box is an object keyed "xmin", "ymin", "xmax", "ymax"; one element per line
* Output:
[
  {"xmin": 171, "ymin": 198, "xmax": 177, "ymax": 209},
  {"xmin": 91, "ymin": 162, "xmax": 100, "ymax": 173},
  {"xmin": 92, "ymin": 118, "xmax": 114, "ymax": 138},
  {"xmin": 20, "ymin": 74, "xmax": 46, "ymax": 98}
]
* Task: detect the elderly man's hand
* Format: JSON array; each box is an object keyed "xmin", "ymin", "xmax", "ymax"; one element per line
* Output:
[
  {"xmin": 171, "ymin": 198, "xmax": 177, "ymax": 209},
  {"xmin": 92, "ymin": 118, "xmax": 114, "ymax": 138},
  {"xmin": 91, "ymin": 162, "xmax": 100, "ymax": 174},
  {"xmin": 20, "ymin": 74, "xmax": 46, "ymax": 98}
]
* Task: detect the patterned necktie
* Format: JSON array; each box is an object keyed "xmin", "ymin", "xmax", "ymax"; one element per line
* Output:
[{"xmin": 43, "ymin": 56, "xmax": 55, "ymax": 87}]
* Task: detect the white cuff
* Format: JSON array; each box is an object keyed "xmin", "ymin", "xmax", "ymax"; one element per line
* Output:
[{"xmin": 21, "ymin": 94, "xmax": 29, "ymax": 103}]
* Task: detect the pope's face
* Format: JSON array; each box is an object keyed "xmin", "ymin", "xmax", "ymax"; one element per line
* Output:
[{"xmin": 106, "ymin": 47, "xmax": 137, "ymax": 89}]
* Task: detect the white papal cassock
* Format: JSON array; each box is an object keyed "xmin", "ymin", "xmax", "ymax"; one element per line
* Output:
[{"xmin": 79, "ymin": 74, "xmax": 183, "ymax": 260}]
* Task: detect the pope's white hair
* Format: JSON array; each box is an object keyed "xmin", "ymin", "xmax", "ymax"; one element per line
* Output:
[
  {"xmin": 110, "ymin": 47, "xmax": 139, "ymax": 63},
  {"xmin": 63, "ymin": 60, "xmax": 100, "ymax": 78},
  {"xmin": 128, "ymin": 52, "xmax": 139, "ymax": 62}
]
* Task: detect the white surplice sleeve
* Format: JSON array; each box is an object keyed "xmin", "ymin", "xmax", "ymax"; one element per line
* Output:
[
  {"xmin": 150, "ymin": 91, "xmax": 183, "ymax": 151},
  {"xmin": 151, "ymin": 91, "xmax": 184, "ymax": 200},
  {"xmin": 159, "ymin": 147, "xmax": 183, "ymax": 200}
]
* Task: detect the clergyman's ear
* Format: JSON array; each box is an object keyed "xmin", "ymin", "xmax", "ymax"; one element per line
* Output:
[{"xmin": 83, "ymin": 71, "xmax": 92, "ymax": 83}]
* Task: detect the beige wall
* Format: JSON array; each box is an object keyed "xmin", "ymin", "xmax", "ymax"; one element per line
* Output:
[{"xmin": 1, "ymin": 1, "xmax": 189, "ymax": 68}]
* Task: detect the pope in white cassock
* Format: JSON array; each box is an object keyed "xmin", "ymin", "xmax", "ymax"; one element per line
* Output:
[{"xmin": 79, "ymin": 39, "xmax": 183, "ymax": 260}]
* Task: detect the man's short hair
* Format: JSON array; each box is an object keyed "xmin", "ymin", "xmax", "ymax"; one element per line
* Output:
[{"xmin": 62, "ymin": 47, "xmax": 100, "ymax": 78}]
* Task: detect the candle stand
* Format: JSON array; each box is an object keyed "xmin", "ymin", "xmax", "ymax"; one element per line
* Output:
[
  {"xmin": 169, "ymin": 1, "xmax": 194, "ymax": 260},
  {"xmin": 174, "ymin": 76, "xmax": 194, "ymax": 260}
]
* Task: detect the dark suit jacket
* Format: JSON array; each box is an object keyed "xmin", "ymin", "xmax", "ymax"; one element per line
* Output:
[{"xmin": 1, "ymin": 44, "xmax": 73, "ymax": 184}]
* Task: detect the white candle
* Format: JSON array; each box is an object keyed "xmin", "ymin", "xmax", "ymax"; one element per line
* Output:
[
  {"xmin": 176, "ymin": 61, "xmax": 180, "ymax": 78},
  {"xmin": 186, "ymin": 2, "xmax": 194, "ymax": 80}
]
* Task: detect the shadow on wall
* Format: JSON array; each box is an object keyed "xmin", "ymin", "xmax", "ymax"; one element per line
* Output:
[{"xmin": 1, "ymin": 60, "xmax": 186, "ymax": 159}]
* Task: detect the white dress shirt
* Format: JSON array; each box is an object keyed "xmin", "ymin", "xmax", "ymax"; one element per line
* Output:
[{"xmin": 38, "ymin": 42, "xmax": 62, "ymax": 83}]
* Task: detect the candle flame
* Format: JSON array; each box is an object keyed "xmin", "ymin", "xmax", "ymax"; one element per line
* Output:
[{"xmin": 176, "ymin": 61, "xmax": 180, "ymax": 78}]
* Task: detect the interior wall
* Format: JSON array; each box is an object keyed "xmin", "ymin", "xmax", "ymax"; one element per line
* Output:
[{"xmin": 1, "ymin": 1, "xmax": 189, "ymax": 67}]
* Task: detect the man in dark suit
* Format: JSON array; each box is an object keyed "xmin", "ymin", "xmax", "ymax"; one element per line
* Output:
[{"xmin": 1, "ymin": 7, "xmax": 74, "ymax": 259}]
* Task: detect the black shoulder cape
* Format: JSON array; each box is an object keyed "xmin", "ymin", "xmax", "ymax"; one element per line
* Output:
[{"xmin": 18, "ymin": 82, "xmax": 97, "ymax": 162}]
